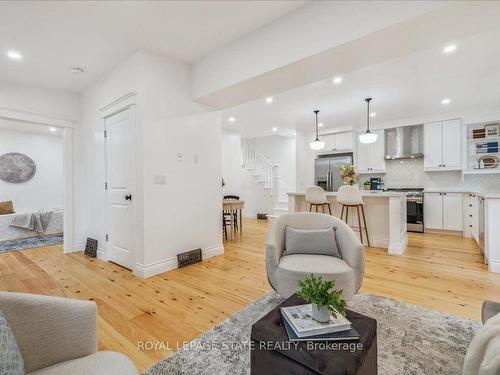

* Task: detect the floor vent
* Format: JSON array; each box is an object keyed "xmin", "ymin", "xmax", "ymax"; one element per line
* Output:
[{"xmin": 177, "ymin": 248, "xmax": 202, "ymax": 268}]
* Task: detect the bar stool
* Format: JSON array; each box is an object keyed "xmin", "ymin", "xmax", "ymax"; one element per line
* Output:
[
  {"xmin": 337, "ymin": 185, "xmax": 370, "ymax": 246},
  {"xmin": 305, "ymin": 186, "xmax": 332, "ymax": 214}
]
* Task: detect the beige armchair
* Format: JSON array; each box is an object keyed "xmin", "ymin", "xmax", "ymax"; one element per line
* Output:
[
  {"xmin": 0, "ymin": 292, "xmax": 138, "ymax": 375},
  {"xmin": 266, "ymin": 212, "xmax": 364, "ymax": 299}
]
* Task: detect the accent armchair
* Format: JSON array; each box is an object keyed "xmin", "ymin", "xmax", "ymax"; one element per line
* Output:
[
  {"xmin": 0, "ymin": 292, "xmax": 138, "ymax": 375},
  {"xmin": 266, "ymin": 212, "xmax": 365, "ymax": 299}
]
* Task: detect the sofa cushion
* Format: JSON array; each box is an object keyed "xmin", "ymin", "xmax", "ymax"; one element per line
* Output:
[
  {"xmin": 29, "ymin": 351, "xmax": 138, "ymax": 375},
  {"xmin": 284, "ymin": 226, "xmax": 340, "ymax": 257},
  {"xmin": 0, "ymin": 310, "xmax": 24, "ymax": 375}
]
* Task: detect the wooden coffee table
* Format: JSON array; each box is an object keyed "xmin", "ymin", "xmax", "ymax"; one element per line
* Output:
[{"xmin": 250, "ymin": 294, "xmax": 377, "ymax": 375}]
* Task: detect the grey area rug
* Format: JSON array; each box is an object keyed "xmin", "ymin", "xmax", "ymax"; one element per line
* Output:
[
  {"xmin": 0, "ymin": 234, "xmax": 63, "ymax": 253},
  {"xmin": 145, "ymin": 292, "xmax": 480, "ymax": 375}
]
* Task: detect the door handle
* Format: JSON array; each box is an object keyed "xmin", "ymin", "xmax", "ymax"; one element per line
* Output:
[{"xmin": 125, "ymin": 194, "xmax": 132, "ymax": 201}]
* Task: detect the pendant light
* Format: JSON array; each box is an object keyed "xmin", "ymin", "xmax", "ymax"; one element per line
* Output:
[
  {"xmin": 309, "ymin": 110, "xmax": 325, "ymax": 150},
  {"xmin": 359, "ymin": 97, "xmax": 378, "ymax": 144}
]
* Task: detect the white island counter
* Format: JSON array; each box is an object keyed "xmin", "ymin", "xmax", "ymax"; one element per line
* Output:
[{"xmin": 287, "ymin": 191, "xmax": 408, "ymax": 254}]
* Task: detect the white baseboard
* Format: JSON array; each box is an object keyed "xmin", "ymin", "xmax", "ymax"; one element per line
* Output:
[
  {"xmin": 134, "ymin": 244, "xmax": 225, "ymax": 279},
  {"xmin": 202, "ymin": 244, "xmax": 224, "ymax": 259},
  {"xmin": 97, "ymin": 247, "xmax": 107, "ymax": 261},
  {"xmin": 489, "ymin": 260, "xmax": 500, "ymax": 273},
  {"xmin": 388, "ymin": 235, "xmax": 408, "ymax": 255}
]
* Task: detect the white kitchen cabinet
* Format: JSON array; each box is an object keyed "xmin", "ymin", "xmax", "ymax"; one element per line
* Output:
[
  {"xmin": 463, "ymin": 193, "xmax": 480, "ymax": 242},
  {"xmin": 424, "ymin": 192, "xmax": 463, "ymax": 231},
  {"xmin": 356, "ymin": 130, "xmax": 385, "ymax": 173},
  {"xmin": 320, "ymin": 132, "xmax": 353, "ymax": 153},
  {"xmin": 424, "ymin": 193, "xmax": 443, "ymax": 229},
  {"xmin": 334, "ymin": 132, "xmax": 353, "ymax": 151},
  {"xmin": 424, "ymin": 119, "xmax": 462, "ymax": 171},
  {"xmin": 443, "ymin": 193, "xmax": 463, "ymax": 230}
]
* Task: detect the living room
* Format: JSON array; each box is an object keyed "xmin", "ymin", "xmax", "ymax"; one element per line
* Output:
[{"xmin": 0, "ymin": 2, "xmax": 499, "ymax": 375}]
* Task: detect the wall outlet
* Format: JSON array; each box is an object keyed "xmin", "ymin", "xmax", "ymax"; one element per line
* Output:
[
  {"xmin": 153, "ymin": 175, "xmax": 167, "ymax": 185},
  {"xmin": 177, "ymin": 152, "xmax": 183, "ymax": 162}
]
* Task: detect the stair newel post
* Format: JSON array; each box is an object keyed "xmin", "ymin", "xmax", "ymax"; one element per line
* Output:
[{"xmin": 272, "ymin": 164, "xmax": 280, "ymax": 208}]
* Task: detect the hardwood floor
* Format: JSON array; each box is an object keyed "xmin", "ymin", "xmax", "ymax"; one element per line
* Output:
[{"xmin": 1, "ymin": 219, "xmax": 499, "ymax": 371}]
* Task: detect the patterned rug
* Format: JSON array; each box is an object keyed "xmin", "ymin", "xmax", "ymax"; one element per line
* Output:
[
  {"xmin": 145, "ymin": 292, "xmax": 480, "ymax": 375},
  {"xmin": 0, "ymin": 234, "xmax": 64, "ymax": 253}
]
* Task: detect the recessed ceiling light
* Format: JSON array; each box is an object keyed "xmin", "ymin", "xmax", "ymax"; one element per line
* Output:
[
  {"xmin": 228, "ymin": 117, "xmax": 236, "ymax": 123},
  {"xmin": 266, "ymin": 97, "xmax": 273, "ymax": 103},
  {"xmin": 6, "ymin": 50, "xmax": 22, "ymax": 61},
  {"xmin": 318, "ymin": 123, "xmax": 324, "ymax": 127},
  {"xmin": 443, "ymin": 44, "xmax": 457, "ymax": 54},
  {"xmin": 333, "ymin": 76, "xmax": 343, "ymax": 84},
  {"xmin": 370, "ymin": 112, "xmax": 376, "ymax": 117},
  {"xmin": 49, "ymin": 127, "xmax": 57, "ymax": 132},
  {"xmin": 272, "ymin": 127, "xmax": 277, "ymax": 132},
  {"xmin": 441, "ymin": 98, "xmax": 451, "ymax": 105}
]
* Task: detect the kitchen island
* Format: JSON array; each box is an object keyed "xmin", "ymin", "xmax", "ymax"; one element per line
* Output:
[{"xmin": 287, "ymin": 191, "xmax": 408, "ymax": 254}]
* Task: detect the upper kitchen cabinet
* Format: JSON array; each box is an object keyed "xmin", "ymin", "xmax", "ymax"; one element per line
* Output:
[
  {"xmin": 320, "ymin": 131, "xmax": 354, "ymax": 154},
  {"xmin": 356, "ymin": 129, "xmax": 385, "ymax": 173},
  {"xmin": 424, "ymin": 119, "xmax": 462, "ymax": 171}
]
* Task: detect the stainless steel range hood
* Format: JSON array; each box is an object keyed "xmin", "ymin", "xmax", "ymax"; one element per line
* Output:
[{"xmin": 385, "ymin": 124, "xmax": 423, "ymax": 160}]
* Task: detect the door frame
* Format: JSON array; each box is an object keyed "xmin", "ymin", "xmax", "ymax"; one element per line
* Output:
[
  {"xmin": 0, "ymin": 105, "xmax": 75, "ymax": 253},
  {"xmin": 100, "ymin": 93, "xmax": 138, "ymax": 271}
]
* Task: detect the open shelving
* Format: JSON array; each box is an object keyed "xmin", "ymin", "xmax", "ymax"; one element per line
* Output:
[{"xmin": 463, "ymin": 120, "xmax": 500, "ymax": 174}]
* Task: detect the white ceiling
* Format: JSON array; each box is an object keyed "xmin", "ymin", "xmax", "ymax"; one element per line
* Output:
[
  {"xmin": 222, "ymin": 25, "xmax": 500, "ymax": 138},
  {"xmin": 0, "ymin": 0, "xmax": 307, "ymax": 92}
]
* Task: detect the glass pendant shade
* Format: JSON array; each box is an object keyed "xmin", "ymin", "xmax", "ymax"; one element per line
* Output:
[
  {"xmin": 310, "ymin": 139, "xmax": 326, "ymax": 150},
  {"xmin": 310, "ymin": 109, "xmax": 325, "ymax": 150},
  {"xmin": 358, "ymin": 131, "xmax": 378, "ymax": 144},
  {"xmin": 360, "ymin": 97, "xmax": 377, "ymax": 144}
]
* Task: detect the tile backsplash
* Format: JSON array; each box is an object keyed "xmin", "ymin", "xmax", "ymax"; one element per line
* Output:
[{"xmin": 362, "ymin": 159, "xmax": 500, "ymax": 190}]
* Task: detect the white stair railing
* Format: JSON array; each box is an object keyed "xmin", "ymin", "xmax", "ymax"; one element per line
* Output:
[{"xmin": 242, "ymin": 140, "xmax": 275, "ymax": 190}]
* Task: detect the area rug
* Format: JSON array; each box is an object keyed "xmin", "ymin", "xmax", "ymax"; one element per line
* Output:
[
  {"xmin": 144, "ymin": 292, "xmax": 480, "ymax": 375},
  {"xmin": 0, "ymin": 234, "xmax": 64, "ymax": 253}
]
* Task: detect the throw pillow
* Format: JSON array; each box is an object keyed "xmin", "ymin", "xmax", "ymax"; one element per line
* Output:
[
  {"xmin": 284, "ymin": 226, "xmax": 341, "ymax": 257},
  {"xmin": 0, "ymin": 201, "xmax": 15, "ymax": 215},
  {"xmin": 0, "ymin": 310, "xmax": 24, "ymax": 375}
]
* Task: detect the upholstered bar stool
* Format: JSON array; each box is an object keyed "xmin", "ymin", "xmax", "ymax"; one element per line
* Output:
[
  {"xmin": 337, "ymin": 185, "xmax": 370, "ymax": 246},
  {"xmin": 305, "ymin": 186, "xmax": 332, "ymax": 214}
]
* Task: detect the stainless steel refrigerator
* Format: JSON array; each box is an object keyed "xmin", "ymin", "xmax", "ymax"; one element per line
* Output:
[{"xmin": 315, "ymin": 153, "xmax": 353, "ymax": 192}]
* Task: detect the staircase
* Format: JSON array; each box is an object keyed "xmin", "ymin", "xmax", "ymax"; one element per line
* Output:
[{"xmin": 242, "ymin": 140, "xmax": 289, "ymax": 216}]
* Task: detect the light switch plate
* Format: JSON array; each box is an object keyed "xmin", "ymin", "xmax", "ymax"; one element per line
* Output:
[
  {"xmin": 194, "ymin": 154, "xmax": 199, "ymax": 163},
  {"xmin": 177, "ymin": 152, "xmax": 183, "ymax": 162},
  {"xmin": 153, "ymin": 175, "xmax": 167, "ymax": 185}
]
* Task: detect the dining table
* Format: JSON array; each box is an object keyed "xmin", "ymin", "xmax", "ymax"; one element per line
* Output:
[{"xmin": 222, "ymin": 199, "xmax": 245, "ymax": 239}]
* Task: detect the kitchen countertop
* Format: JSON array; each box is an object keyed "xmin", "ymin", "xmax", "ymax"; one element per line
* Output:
[
  {"xmin": 423, "ymin": 189, "xmax": 500, "ymax": 199},
  {"xmin": 287, "ymin": 191, "xmax": 406, "ymax": 197}
]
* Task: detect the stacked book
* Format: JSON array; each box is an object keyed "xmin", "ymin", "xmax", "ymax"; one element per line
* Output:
[
  {"xmin": 476, "ymin": 141, "xmax": 499, "ymax": 154},
  {"xmin": 280, "ymin": 304, "xmax": 360, "ymax": 342}
]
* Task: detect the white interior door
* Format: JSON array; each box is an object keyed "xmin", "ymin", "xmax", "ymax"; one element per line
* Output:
[{"xmin": 105, "ymin": 107, "xmax": 135, "ymax": 270}]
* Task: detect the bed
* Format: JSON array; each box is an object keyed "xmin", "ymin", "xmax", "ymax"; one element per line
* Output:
[{"xmin": 0, "ymin": 209, "xmax": 63, "ymax": 242}]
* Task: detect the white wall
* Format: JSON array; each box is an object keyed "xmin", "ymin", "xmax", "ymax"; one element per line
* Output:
[
  {"xmin": 0, "ymin": 82, "xmax": 79, "ymax": 120},
  {"xmin": 80, "ymin": 49, "xmax": 222, "ymax": 276},
  {"xmin": 221, "ymin": 131, "xmax": 242, "ymax": 196},
  {"xmin": 0, "ymin": 129, "xmax": 63, "ymax": 212}
]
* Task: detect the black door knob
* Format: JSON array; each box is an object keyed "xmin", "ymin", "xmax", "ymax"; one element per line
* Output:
[{"xmin": 125, "ymin": 194, "xmax": 132, "ymax": 201}]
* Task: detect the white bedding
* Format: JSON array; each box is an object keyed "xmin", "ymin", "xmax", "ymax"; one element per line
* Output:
[{"xmin": 0, "ymin": 209, "xmax": 63, "ymax": 242}]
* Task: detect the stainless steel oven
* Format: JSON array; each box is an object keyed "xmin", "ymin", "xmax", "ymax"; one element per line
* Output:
[{"xmin": 386, "ymin": 188, "xmax": 424, "ymax": 233}]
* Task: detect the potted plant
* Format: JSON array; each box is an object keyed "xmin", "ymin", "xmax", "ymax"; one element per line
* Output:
[
  {"xmin": 340, "ymin": 165, "xmax": 360, "ymax": 187},
  {"xmin": 297, "ymin": 274, "xmax": 347, "ymax": 323},
  {"xmin": 363, "ymin": 180, "xmax": 371, "ymax": 190}
]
